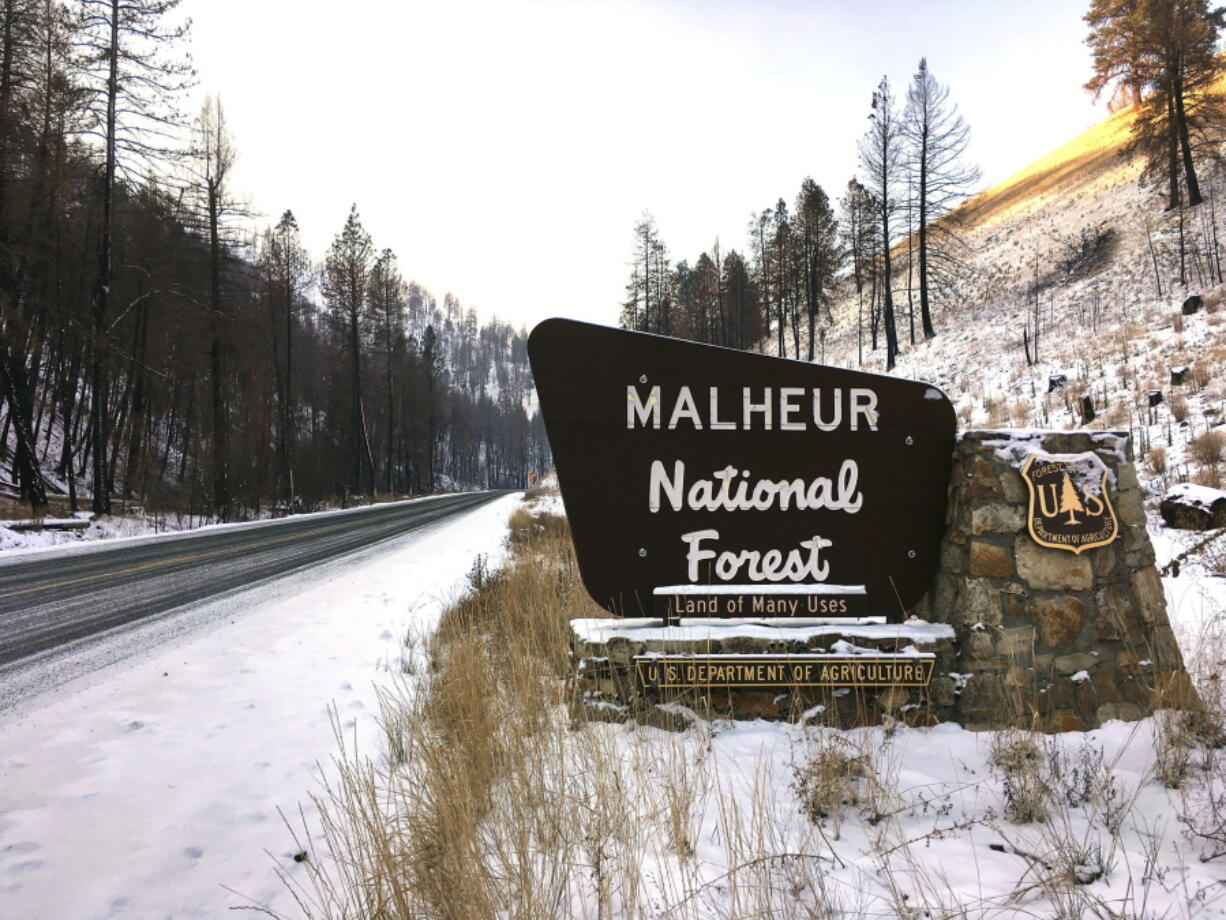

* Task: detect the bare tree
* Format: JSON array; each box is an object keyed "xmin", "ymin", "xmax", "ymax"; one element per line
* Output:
[
  {"xmin": 78, "ymin": 0, "xmax": 192, "ymax": 514},
  {"xmin": 903, "ymin": 57, "xmax": 980, "ymax": 339},
  {"xmin": 186, "ymin": 95, "xmax": 239, "ymax": 519},
  {"xmin": 858, "ymin": 76, "xmax": 902, "ymax": 370}
]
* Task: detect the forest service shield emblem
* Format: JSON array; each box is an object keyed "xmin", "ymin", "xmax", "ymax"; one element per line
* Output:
[{"xmin": 1019, "ymin": 452, "xmax": 1119, "ymax": 554}]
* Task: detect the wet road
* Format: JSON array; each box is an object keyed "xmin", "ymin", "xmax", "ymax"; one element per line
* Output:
[{"xmin": 0, "ymin": 492, "xmax": 503, "ymax": 667}]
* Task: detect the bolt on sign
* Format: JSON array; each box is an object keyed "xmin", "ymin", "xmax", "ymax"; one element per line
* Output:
[
  {"xmin": 528, "ymin": 320, "xmax": 957, "ymax": 621},
  {"xmin": 1020, "ymin": 452, "xmax": 1119, "ymax": 554}
]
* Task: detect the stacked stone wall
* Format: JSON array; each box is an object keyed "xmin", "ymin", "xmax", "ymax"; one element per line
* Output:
[
  {"xmin": 921, "ymin": 430, "xmax": 1191, "ymax": 731},
  {"xmin": 571, "ymin": 621, "xmax": 956, "ymax": 729}
]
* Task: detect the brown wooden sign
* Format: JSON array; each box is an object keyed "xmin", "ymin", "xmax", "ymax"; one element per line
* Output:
[
  {"xmin": 1020, "ymin": 452, "xmax": 1119, "ymax": 554},
  {"xmin": 634, "ymin": 655, "xmax": 936, "ymax": 689},
  {"xmin": 528, "ymin": 319, "xmax": 957, "ymax": 620}
]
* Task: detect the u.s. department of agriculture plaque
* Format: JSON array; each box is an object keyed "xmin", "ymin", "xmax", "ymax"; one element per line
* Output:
[{"xmin": 528, "ymin": 319, "xmax": 957, "ymax": 621}]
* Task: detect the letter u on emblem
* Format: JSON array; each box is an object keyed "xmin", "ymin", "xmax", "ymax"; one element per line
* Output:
[{"xmin": 1036, "ymin": 483, "xmax": 1060, "ymax": 518}]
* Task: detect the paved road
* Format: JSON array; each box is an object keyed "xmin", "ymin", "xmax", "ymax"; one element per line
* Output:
[{"xmin": 0, "ymin": 492, "xmax": 504, "ymax": 667}]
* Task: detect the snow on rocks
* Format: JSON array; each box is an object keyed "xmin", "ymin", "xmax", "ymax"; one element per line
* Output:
[{"xmin": 1161, "ymin": 481, "xmax": 1226, "ymax": 530}]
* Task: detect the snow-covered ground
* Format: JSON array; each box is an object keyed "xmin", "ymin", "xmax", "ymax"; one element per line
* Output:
[
  {"xmin": 554, "ymin": 537, "xmax": 1226, "ymax": 917},
  {"xmin": 0, "ymin": 494, "xmax": 464, "ymax": 555},
  {"xmin": 0, "ymin": 493, "xmax": 519, "ymax": 919},
  {"xmin": 0, "ymin": 510, "xmax": 194, "ymax": 553}
]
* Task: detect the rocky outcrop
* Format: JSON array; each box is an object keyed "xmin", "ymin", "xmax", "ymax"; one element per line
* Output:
[{"xmin": 1161, "ymin": 482, "xmax": 1226, "ymax": 530}]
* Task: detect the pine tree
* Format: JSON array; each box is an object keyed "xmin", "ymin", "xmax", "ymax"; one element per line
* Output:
[
  {"xmin": 719, "ymin": 250, "xmax": 763, "ymax": 350},
  {"xmin": 621, "ymin": 213, "xmax": 668, "ymax": 333},
  {"xmin": 839, "ymin": 179, "xmax": 877, "ymax": 367},
  {"xmin": 793, "ymin": 179, "xmax": 840, "ymax": 361},
  {"xmin": 747, "ymin": 207, "xmax": 776, "ymax": 354},
  {"xmin": 369, "ymin": 248, "xmax": 406, "ymax": 494},
  {"xmin": 322, "ymin": 204, "xmax": 376, "ymax": 495},
  {"xmin": 1059, "ymin": 473, "xmax": 1086, "ymax": 524},
  {"xmin": 1086, "ymin": 0, "xmax": 1226, "ymax": 209},
  {"xmin": 0, "ymin": 0, "xmax": 59, "ymax": 513},
  {"xmin": 260, "ymin": 210, "xmax": 310, "ymax": 506},
  {"xmin": 187, "ymin": 95, "xmax": 238, "ymax": 519}
]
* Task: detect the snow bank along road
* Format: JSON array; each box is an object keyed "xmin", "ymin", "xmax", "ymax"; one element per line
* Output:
[
  {"xmin": 0, "ymin": 492, "xmax": 521, "ymax": 918},
  {"xmin": 0, "ymin": 492, "xmax": 505, "ymax": 668}
]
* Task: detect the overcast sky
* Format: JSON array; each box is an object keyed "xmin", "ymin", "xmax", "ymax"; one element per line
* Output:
[{"xmin": 181, "ymin": 0, "xmax": 1104, "ymax": 330}]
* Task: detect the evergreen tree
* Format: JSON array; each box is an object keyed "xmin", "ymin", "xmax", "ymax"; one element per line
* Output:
[
  {"xmin": 369, "ymin": 248, "xmax": 406, "ymax": 494},
  {"xmin": 621, "ymin": 212, "xmax": 669, "ymax": 334},
  {"xmin": 322, "ymin": 204, "xmax": 376, "ymax": 495},
  {"xmin": 719, "ymin": 250, "xmax": 763, "ymax": 351},
  {"xmin": 793, "ymin": 178, "xmax": 841, "ymax": 361},
  {"xmin": 1086, "ymin": 0, "xmax": 1226, "ymax": 208},
  {"xmin": 260, "ymin": 210, "xmax": 311, "ymax": 506},
  {"xmin": 839, "ymin": 179, "xmax": 877, "ymax": 367},
  {"xmin": 1059, "ymin": 473, "xmax": 1086, "ymax": 524},
  {"xmin": 187, "ymin": 95, "xmax": 239, "ymax": 519}
]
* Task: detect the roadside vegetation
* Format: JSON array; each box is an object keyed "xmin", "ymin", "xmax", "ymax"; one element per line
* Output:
[{"xmin": 264, "ymin": 498, "xmax": 1226, "ymax": 919}]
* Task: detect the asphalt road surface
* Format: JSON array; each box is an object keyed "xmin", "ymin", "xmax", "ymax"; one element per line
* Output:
[{"xmin": 0, "ymin": 492, "xmax": 504, "ymax": 668}]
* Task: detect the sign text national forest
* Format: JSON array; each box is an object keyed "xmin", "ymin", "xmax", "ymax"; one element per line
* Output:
[{"xmin": 528, "ymin": 320, "xmax": 957, "ymax": 621}]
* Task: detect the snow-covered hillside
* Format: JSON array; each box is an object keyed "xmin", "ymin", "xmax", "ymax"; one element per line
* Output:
[{"xmin": 823, "ymin": 102, "xmax": 1226, "ymax": 541}]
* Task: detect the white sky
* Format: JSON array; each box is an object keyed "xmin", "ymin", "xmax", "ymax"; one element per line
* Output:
[{"xmin": 181, "ymin": 0, "xmax": 1104, "ymax": 330}]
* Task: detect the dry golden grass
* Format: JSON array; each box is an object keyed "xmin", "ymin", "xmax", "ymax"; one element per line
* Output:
[
  {"xmin": 1191, "ymin": 429, "xmax": 1226, "ymax": 468},
  {"xmin": 1149, "ymin": 444, "xmax": 1169, "ymax": 476},
  {"xmin": 261, "ymin": 508, "xmax": 861, "ymax": 918},
  {"xmin": 1171, "ymin": 392, "xmax": 1190, "ymax": 422},
  {"xmin": 254, "ymin": 502, "xmax": 1226, "ymax": 919}
]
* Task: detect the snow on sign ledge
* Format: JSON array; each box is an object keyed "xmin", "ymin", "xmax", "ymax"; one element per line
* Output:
[{"xmin": 569, "ymin": 617, "xmax": 955, "ymax": 646}]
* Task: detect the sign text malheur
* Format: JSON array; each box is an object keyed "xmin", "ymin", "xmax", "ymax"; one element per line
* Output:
[{"xmin": 528, "ymin": 319, "xmax": 957, "ymax": 623}]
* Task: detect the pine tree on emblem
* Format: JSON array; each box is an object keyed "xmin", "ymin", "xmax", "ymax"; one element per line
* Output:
[{"xmin": 1059, "ymin": 473, "xmax": 1086, "ymax": 525}]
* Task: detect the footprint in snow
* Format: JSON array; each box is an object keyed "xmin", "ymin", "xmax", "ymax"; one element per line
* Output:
[
  {"xmin": 3, "ymin": 842, "xmax": 41, "ymax": 855},
  {"xmin": 183, "ymin": 846, "xmax": 204, "ymax": 859}
]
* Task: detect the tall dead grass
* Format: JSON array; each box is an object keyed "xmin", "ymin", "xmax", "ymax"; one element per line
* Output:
[
  {"xmin": 260, "ymin": 509, "xmax": 853, "ymax": 919},
  {"xmin": 256, "ymin": 505, "xmax": 1226, "ymax": 920}
]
